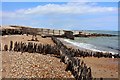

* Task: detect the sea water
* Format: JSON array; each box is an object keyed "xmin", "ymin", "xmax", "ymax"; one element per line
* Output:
[{"xmin": 63, "ymin": 30, "xmax": 119, "ymax": 54}]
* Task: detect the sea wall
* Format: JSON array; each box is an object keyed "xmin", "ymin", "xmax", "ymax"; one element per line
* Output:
[{"xmin": 1, "ymin": 25, "xmax": 117, "ymax": 38}]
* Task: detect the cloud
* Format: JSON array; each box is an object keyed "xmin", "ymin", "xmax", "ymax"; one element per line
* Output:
[
  {"xmin": 2, "ymin": 2, "xmax": 118, "ymax": 30},
  {"xmin": 15, "ymin": 2, "xmax": 117, "ymax": 15},
  {"xmin": 2, "ymin": 2, "xmax": 117, "ymax": 19}
]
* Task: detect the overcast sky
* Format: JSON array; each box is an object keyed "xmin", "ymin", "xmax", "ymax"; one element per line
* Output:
[{"xmin": 1, "ymin": 2, "xmax": 118, "ymax": 31}]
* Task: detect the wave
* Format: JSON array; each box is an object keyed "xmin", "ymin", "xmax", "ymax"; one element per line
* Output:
[
  {"xmin": 105, "ymin": 46, "xmax": 120, "ymax": 51},
  {"xmin": 63, "ymin": 39, "xmax": 118, "ymax": 54}
]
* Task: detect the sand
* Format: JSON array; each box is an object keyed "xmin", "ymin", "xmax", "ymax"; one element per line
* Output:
[
  {"xmin": 79, "ymin": 57, "xmax": 118, "ymax": 78},
  {"xmin": 1, "ymin": 35, "xmax": 73, "ymax": 78},
  {"xmin": 59, "ymin": 38, "xmax": 118, "ymax": 78},
  {"xmin": 1, "ymin": 35, "xmax": 55, "ymax": 48},
  {"xmin": 1, "ymin": 35, "xmax": 119, "ymax": 78}
]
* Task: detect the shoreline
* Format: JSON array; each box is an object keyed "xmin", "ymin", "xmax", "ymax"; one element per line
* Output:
[
  {"xmin": 1, "ymin": 35, "xmax": 119, "ymax": 78},
  {"xmin": 58, "ymin": 38, "xmax": 118, "ymax": 78},
  {"xmin": 58, "ymin": 38, "xmax": 118, "ymax": 55}
]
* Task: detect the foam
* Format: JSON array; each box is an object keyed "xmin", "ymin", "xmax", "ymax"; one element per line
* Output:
[{"xmin": 63, "ymin": 39, "xmax": 118, "ymax": 54}]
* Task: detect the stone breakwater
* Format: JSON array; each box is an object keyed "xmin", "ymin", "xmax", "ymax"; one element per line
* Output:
[{"xmin": 74, "ymin": 33, "xmax": 117, "ymax": 37}]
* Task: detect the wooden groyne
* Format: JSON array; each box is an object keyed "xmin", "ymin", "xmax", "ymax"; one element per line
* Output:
[
  {"xmin": 4, "ymin": 39, "xmax": 120, "ymax": 59},
  {"xmin": 3, "ymin": 40, "xmax": 92, "ymax": 80},
  {"xmin": 51, "ymin": 36, "xmax": 93, "ymax": 80},
  {"xmin": 52, "ymin": 37, "xmax": 120, "ymax": 58},
  {"xmin": 65, "ymin": 48, "xmax": 120, "ymax": 58},
  {"xmin": 3, "ymin": 37, "xmax": 119, "ymax": 79}
]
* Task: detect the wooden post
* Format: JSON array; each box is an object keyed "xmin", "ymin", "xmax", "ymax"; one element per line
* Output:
[
  {"xmin": 53, "ymin": 30, "xmax": 54, "ymax": 35},
  {"xmin": 48, "ymin": 29, "xmax": 50, "ymax": 34},
  {"xmin": 41, "ymin": 29, "xmax": 43, "ymax": 34},
  {"xmin": 59, "ymin": 30, "xmax": 60, "ymax": 35}
]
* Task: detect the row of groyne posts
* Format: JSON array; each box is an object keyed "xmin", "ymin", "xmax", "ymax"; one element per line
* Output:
[
  {"xmin": 51, "ymin": 37, "xmax": 93, "ymax": 80},
  {"xmin": 3, "ymin": 38, "xmax": 92, "ymax": 80},
  {"xmin": 3, "ymin": 37, "xmax": 120, "ymax": 80}
]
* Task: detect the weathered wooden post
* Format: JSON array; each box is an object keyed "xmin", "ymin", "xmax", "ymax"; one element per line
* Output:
[
  {"xmin": 48, "ymin": 29, "xmax": 50, "ymax": 34},
  {"xmin": 41, "ymin": 28, "xmax": 43, "ymax": 34},
  {"xmin": 9, "ymin": 41, "xmax": 13, "ymax": 51},
  {"xmin": 59, "ymin": 30, "xmax": 60, "ymax": 35},
  {"xmin": 53, "ymin": 30, "xmax": 54, "ymax": 35}
]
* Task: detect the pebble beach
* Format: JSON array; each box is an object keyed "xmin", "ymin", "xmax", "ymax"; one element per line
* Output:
[
  {"xmin": 1, "ymin": 35, "xmax": 73, "ymax": 78},
  {"xmin": 1, "ymin": 35, "xmax": 119, "ymax": 78},
  {"xmin": 2, "ymin": 51, "xmax": 73, "ymax": 78}
]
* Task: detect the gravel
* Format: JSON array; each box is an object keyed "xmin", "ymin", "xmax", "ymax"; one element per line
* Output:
[{"xmin": 2, "ymin": 51, "xmax": 74, "ymax": 78}]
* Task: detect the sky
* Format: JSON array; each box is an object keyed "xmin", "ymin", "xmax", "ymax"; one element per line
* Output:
[{"xmin": 1, "ymin": 2, "xmax": 118, "ymax": 31}]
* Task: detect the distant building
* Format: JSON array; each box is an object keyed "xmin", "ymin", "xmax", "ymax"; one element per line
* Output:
[{"xmin": 63, "ymin": 30, "xmax": 74, "ymax": 40}]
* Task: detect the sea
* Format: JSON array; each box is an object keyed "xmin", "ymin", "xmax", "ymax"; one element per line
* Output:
[{"xmin": 63, "ymin": 30, "xmax": 119, "ymax": 54}]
